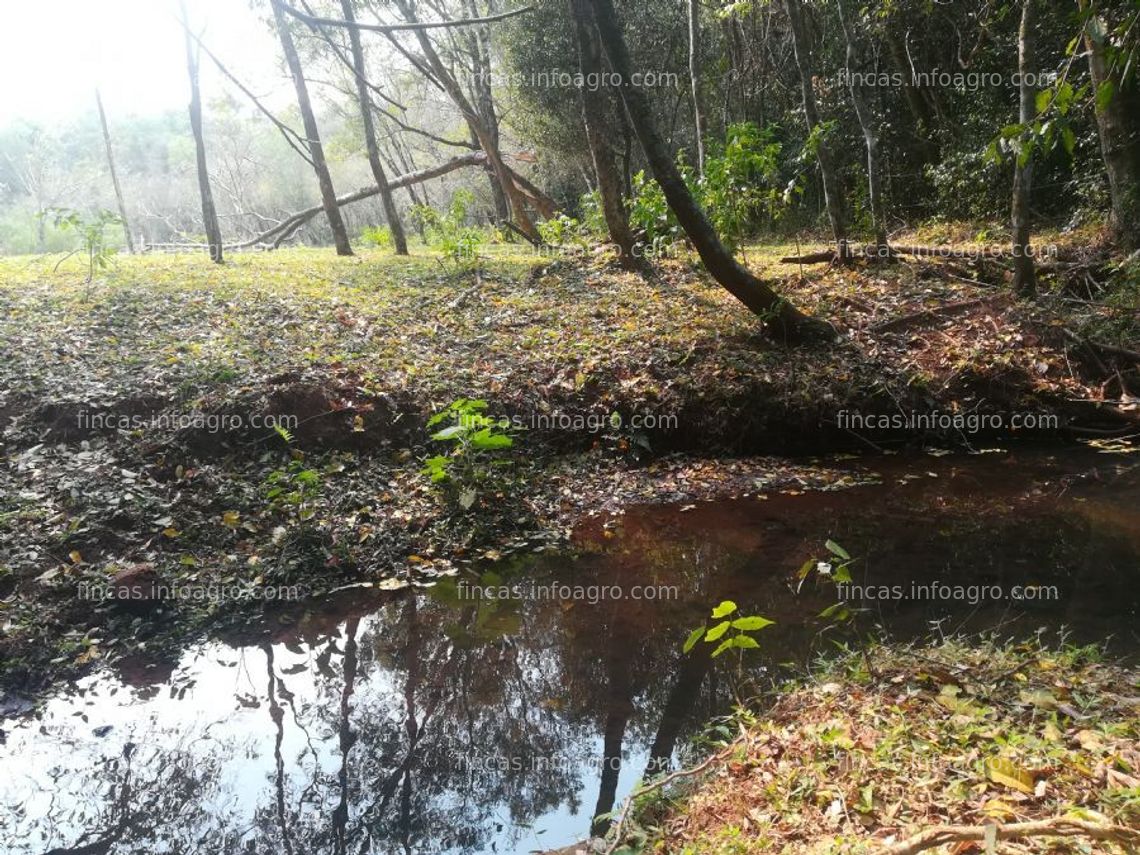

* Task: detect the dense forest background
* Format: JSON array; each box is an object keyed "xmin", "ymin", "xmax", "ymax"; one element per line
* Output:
[{"xmin": 1, "ymin": 0, "xmax": 1133, "ymax": 256}]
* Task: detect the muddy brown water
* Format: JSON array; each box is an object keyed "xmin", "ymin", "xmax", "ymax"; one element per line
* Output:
[{"xmin": 1, "ymin": 448, "xmax": 1137, "ymax": 854}]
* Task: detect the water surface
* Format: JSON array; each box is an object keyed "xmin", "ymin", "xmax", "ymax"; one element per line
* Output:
[{"xmin": 2, "ymin": 449, "xmax": 1137, "ymax": 854}]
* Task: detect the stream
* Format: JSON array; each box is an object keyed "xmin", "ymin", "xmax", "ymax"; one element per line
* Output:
[{"xmin": 1, "ymin": 448, "xmax": 1138, "ymax": 854}]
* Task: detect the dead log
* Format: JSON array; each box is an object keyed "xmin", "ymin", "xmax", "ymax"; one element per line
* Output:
[{"xmin": 232, "ymin": 152, "xmax": 487, "ymax": 249}]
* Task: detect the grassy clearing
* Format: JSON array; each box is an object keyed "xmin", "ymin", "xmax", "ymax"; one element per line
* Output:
[
  {"xmin": 0, "ymin": 238, "xmax": 1135, "ymax": 693},
  {"xmin": 616, "ymin": 639, "xmax": 1140, "ymax": 854}
]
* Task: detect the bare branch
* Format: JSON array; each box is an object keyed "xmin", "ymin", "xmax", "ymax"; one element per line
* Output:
[
  {"xmin": 226, "ymin": 151, "xmax": 488, "ymax": 249},
  {"xmin": 177, "ymin": 20, "xmax": 316, "ymax": 168},
  {"xmin": 275, "ymin": 1, "xmax": 535, "ymax": 34}
]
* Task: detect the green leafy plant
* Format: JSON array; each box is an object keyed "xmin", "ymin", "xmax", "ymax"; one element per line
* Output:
[
  {"xmin": 684, "ymin": 599, "xmax": 774, "ymax": 659},
  {"xmin": 537, "ymin": 212, "xmax": 589, "ymax": 249},
  {"xmin": 797, "ymin": 540, "xmax": 877, "ymax": 677},
  {"xmin": 265, "ymin": 426, "xmax": 321, "ymax": 527},
  {"xmin": 628, "ymin": 169, "xmax": 679, "ymax": 244},
  {"xmin": 265, "ymin": 458, "xmax": 322, "ymax": 525},
  {"xmin": 43, "ymin": 208, "xmax": 121, "ymax": 283},
  {"xmin": 360, "ymin": 224, "xmax": 393, "ymax": 249},
  {"xmin": 422, "ymin": 398, "xmax": 517, "ymax": 510},
  {"xmin": 412, "ymin": 189, "xmax": 485, "ymax": 269},
  {"xmin": 694, "ymin": 122, "xmax": 783, "ymax": 249},
  {"xmin": 797, "ymin": 539, "xmax": 857, "ymax": 623}
]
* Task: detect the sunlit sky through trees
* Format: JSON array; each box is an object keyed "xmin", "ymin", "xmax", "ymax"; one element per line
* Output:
[{"xmin": 0, "ymin": 0, "xmax": 285, "ymax": 124}]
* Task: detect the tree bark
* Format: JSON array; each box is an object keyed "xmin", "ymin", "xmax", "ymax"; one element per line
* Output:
[
  {"xmin": 94, "ymin": 89, "xmax": 135, "ymax": 255},
  {"xmin": 339, "ymin": 0, "xmax": 408, "ymax": 254},
  {"xmin": 688, "ymin": 0, "xmax": 708, "ymax": 176},
  {"xmin": 784, "ymin": 0, "xmax": 848, "ymax": 259},
  {"xmin": 1011, "ymin": 0, "xmax": 1037, "ymax": 297},
  {"xmin": 180, "ymin": 1, "xmax": 224, "ymax": 263},
  {"xmin": 587, "ymin": 0, "xmax": 835, "ymax": 341},
  {"xmin": 836, "ymin": 0, "xmax": 888, "ymax": 254},
  {"xmin": 1080, "ymin": 0, "xmax": 1140, "ymax": 251},
  {"xmin": 392, "ymin": 0, "xmax": 542, "ymax": 243},
  {"xmin": 569, "ymin": 0, "xmax": 639, "ymax": 268},
  {"xmin": 270, "ymin": 0, "xmax": 354, "ymax": 256}
]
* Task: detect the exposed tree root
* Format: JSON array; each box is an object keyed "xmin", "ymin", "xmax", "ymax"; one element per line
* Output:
[
  {"xmin": 878, "ymin": 816, "xmax": 1140, "ymax": 855},
  {"xmin": 781, "ymin": 244, "xmax": 1014, "ymax": 264},
  {"xmin": 871, "ymin": 298, "xmax": 995, "ymax": 333}
]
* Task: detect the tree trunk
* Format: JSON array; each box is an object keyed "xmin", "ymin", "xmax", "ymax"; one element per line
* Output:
[
  {"xmin": 836, "ymin": 0, "xmax": 888, "ymax": 254},
  {"xmin": 392, "ymin": 0, "xmax": 542, "ymax": 243},
  {"xmin": 1080, "ymin": 0, "xmax": 1140, "ymax": 251},
  {"xmin": 569, "ymin": 0, "xmax": 639, "ymax": 268},
  {"xmin": 270, "ymin": 0, "xmax": 354, "ymax": 256},
  {"xmin": 94, "ymin": 89, "xmax": 135, "ymax": 255},
  {"xmin": 339, "ymin": 0, "xmax": 408, "ymax": 254},
  {"xmin": 181, "ymin": 1, "xmax": 224, "ymax": 263},
  {"xmin": 1011, "ymin": 0, "xmax": 1037, "ymax": 297},
  {"xmin": 587, "ymin": 0, "xmax": 835, "ymax": 342},
  {"xmin": 784, "ymin": 0, "xmax": 848, "ymax": 259},
  {"xmin": 688, "ymin": 0, "xmax": 708, "ymax": 176}
]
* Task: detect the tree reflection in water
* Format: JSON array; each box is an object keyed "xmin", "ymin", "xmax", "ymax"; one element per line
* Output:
[{"xmin": 3, "ymin": 451, "xmax": 1137, "ymax": 854}]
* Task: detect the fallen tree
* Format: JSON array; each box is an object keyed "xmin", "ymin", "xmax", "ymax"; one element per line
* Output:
[{"xmin": 222, "ymin": 152, "xmax": 488, "ymax": 250}]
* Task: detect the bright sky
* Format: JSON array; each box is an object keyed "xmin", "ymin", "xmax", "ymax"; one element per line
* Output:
[{"xmin": 0, "ymin": 0, "xmax": 285, "ymax": 125}]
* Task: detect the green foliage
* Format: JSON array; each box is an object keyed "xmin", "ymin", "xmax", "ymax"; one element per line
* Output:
[
  {"xmin": 683, "ymin": 599, "xmax": 774, "ymax": 659},
  {"xmin": 265, "ymin": 456, "xmax": 322, "ymax": 526},
  {"xmin": 577, "ymin": 189, "xmax": 608, "ymax": 238},
  {"xmin": 797, "ymin": 539, "xmax": 857, "ymax": 624},
  {"xmin": 411, "ymin": 189, "xmax": 485, "ymax": 268},
  {"xmin": 42, "ymin": 208, "xmax": 121, "ymax": 283},
  {"xmin": 695, "ymin": 122, "xmax": 784, "ymax": 249},
  {"xmin": 360, "ymin": 224, "xmax": 393, "ymax": 249},
  {"xmin": 537, "ymin": 212, "xmax": 589, "ymax": 248},
  {"xmin": 628, "ymin": 169, "xmax": 679, "ymax": 244},
  {"xmin": 422, "ymin": 398, "xmax": 517, "ymax": 511}
]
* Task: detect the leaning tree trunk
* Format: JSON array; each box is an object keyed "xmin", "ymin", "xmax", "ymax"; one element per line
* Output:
[
  {"xmin": 392, "ymin": 0, "xmax": 542, "ymax": 243},
  {"xmin": 587, "ymin": 0, "xmax": 834, "ymax": 342},
  {"xmin": 836, "ymin": 0, "xmax": 888, "ymax": 255},
  {"xmin": 181, "ymin": 1, "xmax": 224, "ymax": 263},
  {"xmin": 270, "ymin": 0, "xmax": 353, "ymax": 256},
  {"xmin": 1011, "ymin": 0, "xmax": 1037, "ymax": 297},
  {"xmin": 94, "ymin": 89, "xmax": 135, "ymax": 254},
  {"xmin": 784, "ymin": 0, "xmax": 848, "ymax": 260},
  {"xmin": 688, "ymin": 0, "xmax": 708, "ymax": 177},
  {"xmin": 339, "ymin": 0, "xmax": 408, "ymax": 254},
  {"xmin": 1079, "ymin": 0, "xmax": 1140, "ymax": 251},
  {"xmin": 569, "ymin": 0, "xmax": 639, "ymax": 268}
]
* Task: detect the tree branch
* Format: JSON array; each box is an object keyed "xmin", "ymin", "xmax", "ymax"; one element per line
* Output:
[
  {"xmin": 276, "ymin": 1, "xmax": 534, "ymax": 34},
  {"xmin": 229, "ymin": 151, "xmax": 488, "ymax": 249}
]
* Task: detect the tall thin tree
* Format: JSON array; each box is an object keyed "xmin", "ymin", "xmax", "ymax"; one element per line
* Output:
[
  {"xmin": 1011, "ymin": 0, "xmax": 1037, "ymax": 297},
  {"xmin": 784, "ymin": 0, "xmax": 848, "ymax": 260},
  {"xmin": 270, "ymin": 0, "xmax": 354, "ymax": 255},
  {"xmin": 836, "ymin": 0, "xmax": 888, "ymax": 255},
  {"xmin": 569, "ymin": 0, "xmax": 639, "ymax": 268},
  {"xmin": 339, "ymin": 0, "xmax": 409, "ymax": 254},
  {"xmin": 688, "ymin": 0, "xmax": 708, "ymax": 177},
  {"xmin": 1079, "ymin": 0, "xmax": 1140, "ymax": 251},
  {"xmin": 180, "ymin": 1, "xmax": 224, "ymax": 263},
  {"xmin": 94, "ymin": 88, "xmax": 135, "ymax": 254}
]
